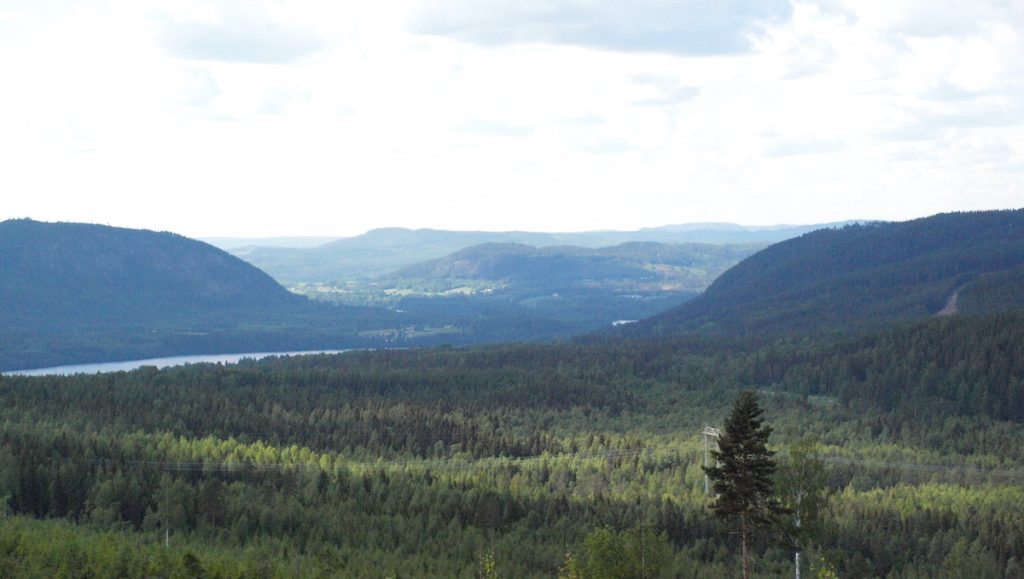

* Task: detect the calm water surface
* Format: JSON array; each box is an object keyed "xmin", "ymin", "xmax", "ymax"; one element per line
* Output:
[{"xmin": 5, "ymin": 350, "xmax": 349, "ymax": 376}]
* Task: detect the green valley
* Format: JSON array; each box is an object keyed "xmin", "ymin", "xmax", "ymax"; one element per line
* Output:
[{"xmin": 2, "ymin": 210, "xmax": 1023, "ymax": 577}]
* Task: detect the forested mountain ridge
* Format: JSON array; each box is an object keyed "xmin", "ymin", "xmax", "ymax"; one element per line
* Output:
[
  {"xmin": 0, "ymin": 219, "xmax": 301, "ymax": 326},
  {"xmin": 3, "ymin": 220, "xmax": 757, "ymax": 371},
  {"xmin": 0, "ymin": 220, "xmax": 405, "ymax": 371},
  {"xmin": 633, "ymin": 209, "xmax": 1024, "ymax": 336},
  {"xmin": 386, "ymin": 241, "xmax": 760, "ymax": 294}
]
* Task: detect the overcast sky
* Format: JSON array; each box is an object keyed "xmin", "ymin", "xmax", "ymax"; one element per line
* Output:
[{"xmin": 2, "ymin": 1, "xmax": 1022, "ymax": 237}]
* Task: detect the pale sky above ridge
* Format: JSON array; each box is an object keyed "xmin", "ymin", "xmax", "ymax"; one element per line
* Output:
[{"xmin": 1, "ymin": 1, "xmax": 1022, "ymax": 237}]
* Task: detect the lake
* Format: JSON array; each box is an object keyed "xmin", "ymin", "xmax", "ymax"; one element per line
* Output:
[{"xmin": 4, "ymin": 350, "xmax": 350, "ymax": 377}]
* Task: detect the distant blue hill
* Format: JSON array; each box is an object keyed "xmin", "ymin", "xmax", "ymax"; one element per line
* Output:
[{"xmin": 219, "ymin": 222, "xmax": 851, "ymax": 284}]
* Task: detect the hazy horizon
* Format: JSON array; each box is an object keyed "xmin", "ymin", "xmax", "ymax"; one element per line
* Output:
[{"xmin": 7, "ymin": 215, "xmax": 877, "ymax": 241}]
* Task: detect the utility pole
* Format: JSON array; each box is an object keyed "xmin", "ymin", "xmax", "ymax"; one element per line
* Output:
[{"xmin": 703, "ymin": 426, "xmax": 721, "ymax": 495}]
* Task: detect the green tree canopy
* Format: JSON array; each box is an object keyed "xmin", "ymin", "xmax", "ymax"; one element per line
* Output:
[{"xmin": 704, "ymin": 390, "xmax": 784, "ymax": 579}]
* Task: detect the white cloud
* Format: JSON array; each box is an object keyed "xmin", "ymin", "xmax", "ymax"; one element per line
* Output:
[
  {"xmin": 153, "ymin": 0, "xmax": 326, "ymax": 63},
  {"xmin": 409, "ymin": 0, "xmax": 793, "ymax": 55},
  {"xmin": 0, "ymin": 0, "xmax": 1021, "ymax": 236},
  {"xmin": 178, "ymin": 67, "xmax": 222, "ymax": 106}
]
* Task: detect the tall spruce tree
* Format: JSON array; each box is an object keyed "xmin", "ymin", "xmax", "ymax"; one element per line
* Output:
[{"xmin": 704, "ymin": 390, "xmax": 783, "ymax": 579}]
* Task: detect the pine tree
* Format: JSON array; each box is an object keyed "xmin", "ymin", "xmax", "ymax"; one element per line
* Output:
[{"xmin": 703, "ymin": 390, "xmax": 783, "ymax": 579}]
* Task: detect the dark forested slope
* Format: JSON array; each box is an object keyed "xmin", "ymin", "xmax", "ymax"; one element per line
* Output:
[
  {"xmin": 633, "ymin": 209, "xmax": 1024, "ymax": 336},
  {"xmin": 0, "ymin": 220, "xmax": 404, "ymax": 371},
  {"xmin": 0, "ymin": 219, "xmax": 301, "ymax": 326}
]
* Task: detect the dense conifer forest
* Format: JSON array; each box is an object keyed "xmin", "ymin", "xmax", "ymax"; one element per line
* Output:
[
  {"xmin": 1, "ymin": 312, "xmax": 1022, "ymax": 576},
  {"xmin": 638, "ymin": 209, "xmax": 1024, "ymax": 336}
]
